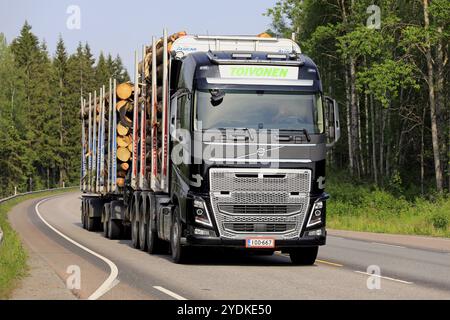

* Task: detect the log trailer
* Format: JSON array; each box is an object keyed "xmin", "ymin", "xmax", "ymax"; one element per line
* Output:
[{"xmin": 80, "ymin": 30, "xmax": 340, "ymax": 264}]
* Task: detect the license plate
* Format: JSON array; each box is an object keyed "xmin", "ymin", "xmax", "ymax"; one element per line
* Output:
[{"xmin": 245, "ymin": 238, "xmax": 275, "ymax": 248}]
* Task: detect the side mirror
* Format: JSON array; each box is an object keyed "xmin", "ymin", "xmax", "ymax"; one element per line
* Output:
[{"xmin": 324, "ymin": 96, "xmax": 340, "ymax": 148}]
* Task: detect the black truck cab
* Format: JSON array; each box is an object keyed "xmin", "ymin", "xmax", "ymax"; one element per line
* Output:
[{"xmin": 167, "ymin": 49, "xmax": 340, "ymax": 262}]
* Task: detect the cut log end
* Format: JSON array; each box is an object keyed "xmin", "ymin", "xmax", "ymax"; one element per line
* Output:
[
  {"xmin": 116, "ymin": 83, "xmax": 133, "ymax": 100},
  {"xmin": 117, "ymin": 147, "xmax": 131, "ymax": 162}
]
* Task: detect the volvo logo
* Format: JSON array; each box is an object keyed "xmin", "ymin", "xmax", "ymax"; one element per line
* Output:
[{"xmin": 256, "ymin": 147, "xmax": 266, "ymax": 157}]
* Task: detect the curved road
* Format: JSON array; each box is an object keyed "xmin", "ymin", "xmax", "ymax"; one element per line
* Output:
[{"xmin": 8, "ymin": 192, "xmax": 450, "ymax": 299}]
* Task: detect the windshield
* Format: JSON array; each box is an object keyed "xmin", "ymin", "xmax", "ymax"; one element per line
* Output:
[{"xmin": 195, "ymin": 90, "xmax": 324, "ymax": 133}]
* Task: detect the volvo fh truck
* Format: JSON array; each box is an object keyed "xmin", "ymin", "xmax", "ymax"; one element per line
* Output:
[{"xmin": 80, "ymin": 30, "xmax": 340, "ymax": 264}]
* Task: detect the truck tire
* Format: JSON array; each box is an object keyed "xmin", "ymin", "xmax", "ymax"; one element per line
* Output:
[
  {"xmin": 147, "ymin": 196, "xmax": 167, "ymax": 254},
  {"xmin": 131, "ymin": 202, "xmax": 140, "ymax": 249},
  {"xmin": 102, "ymin": 203, "xmax": 110, "ymax": 238},
  {"xmin": 81, "ymin": 200, "xmax": 87, "ymax": 229},
  {"xmin": 138, "ymin": 200, "xmax": 147, "ymax": 251},
  {"xmin": 289, "ymin": 246, "xmax": 318, "ymax": 265},
  {"xmin": 170, "ymin": 207, "xmax": 189, "ymax": 264},
  {"xmin": 108, "ymin": 219, "xmax": 121, "ymax": 240},
  {"xmin": 87, "ymin": 216, "xmax": 96, "ymax": 231}
]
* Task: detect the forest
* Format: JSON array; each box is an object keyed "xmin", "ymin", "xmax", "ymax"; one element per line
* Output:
[
  {"xmin": 0, "ymin": 22, "xmax": 129, "ymax": 197},
  {"xmin": 265, "ymin": 0, "xmax": 449, "ymax": 235},
  {"xmin": 267, "ymin": 0, "xmax": 449, "ymax": 195}
]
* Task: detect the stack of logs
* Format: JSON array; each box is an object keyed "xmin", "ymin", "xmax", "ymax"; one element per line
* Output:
[
  {"xmin": 139, "ymin": 31, "xmax": 187, "ymax": 184},
  {"xmin": 115, "ymin": 82, "xmax": 135, "ymax": 187}
]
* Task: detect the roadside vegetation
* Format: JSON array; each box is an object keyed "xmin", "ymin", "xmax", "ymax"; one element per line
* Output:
[
  {"xmin": 0, "ymin": 188, "xmax": 76, "ymax": 299},
  {"xmin": 327, "ymin": 171, "xmax": 450, "ymax": 237}
]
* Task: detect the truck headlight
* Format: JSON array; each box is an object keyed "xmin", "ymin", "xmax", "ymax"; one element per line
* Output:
[
  {"xmin": 307, "ymin": 201, "xmax": 323, "ymax": 228},
  {"xmin": 193, "ymin": 197, "xmax": 213, "ymax": 228}
]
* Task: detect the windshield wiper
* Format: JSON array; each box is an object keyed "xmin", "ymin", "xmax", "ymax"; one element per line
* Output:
[{"xmin": 279, "ymin": 128, "xmax": 311, "ymax": 142}]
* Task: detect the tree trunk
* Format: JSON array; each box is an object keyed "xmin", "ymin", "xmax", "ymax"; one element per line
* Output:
[
  {"xmin": 435, "ymin": 26, "xmax": 446, "ymax": 190},
  {"xmin": 385, "ymin": 105, "xmax": 391, "ymax": 178},
  {"xmin": 357, "ymin": 93, "xmax": 365, "ymax": 176},
  {"xmin": 421, "ymin": 107, "xmax": 426, "ymax": 194},
  {"xmin": 380, "ymin": 105, "xmax": 386, "ymax": 184},
  {"xmin": 365, "ymin": 93, "xmax": 370, "ymax": 176},
  {"xmin": 370, "ymin": 94, "xmax": 378, "ymax": 185},
  {"xmin": 350, "ymin": 57, "xmax": 360, "ymax": 178},
  {"xmin": 345, "ymin": 67, "xmax": 354, "ymax": 174},
  {"xmin": 423, "ymin": 0, "xmax": 443, "ymax": 192}
]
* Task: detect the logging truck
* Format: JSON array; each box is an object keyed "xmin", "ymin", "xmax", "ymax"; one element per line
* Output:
[{"xmin": 80, "ymin": 30, "xmax": 340, "ymax": 264}]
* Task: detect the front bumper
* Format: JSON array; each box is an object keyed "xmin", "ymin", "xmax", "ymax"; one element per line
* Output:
[{"xmin": 183, "ymin": 228, "xmax": 326, "ymax": 249}]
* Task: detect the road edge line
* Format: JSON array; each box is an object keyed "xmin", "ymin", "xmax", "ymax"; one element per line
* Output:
[
  {"xmin": 35, "ymin": 198, "xmax": 119, "ymax": 300},
  {"xmin": 153, "ymin": 286, "xmax": 187, "ymax": 300},
  {"xmin": 354, "ymin": 270, "xmax": 413, "ymax": 284}
]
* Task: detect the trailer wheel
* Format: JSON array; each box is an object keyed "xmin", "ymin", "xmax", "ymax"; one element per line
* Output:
[
  {"xmin": 131, "ymin": 202, "xmax": 140, "ymax": 249},
  {"xmin": 170, "ymin": 207, "xmax": 189, "ymax": 264},
  {"xmin": 102, "ymin": 203, "xmax": 110, "ymax": 238},
  {"xmin": 138, "ymin": 200, "xmax": 147, "ymax": 251},
  {"xmin": 289, "ymin": 246, "xmax": 318, "ymax": 265},
  {"xmin": 81, "ymin": 200, "xmax": 86, "ymax": 229}
]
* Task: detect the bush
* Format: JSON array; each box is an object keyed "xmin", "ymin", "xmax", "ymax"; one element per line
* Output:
[
  {"xmin": 430, "ymin": 213, "xmax": 449, "ymax": 230},
  {"xmin": 326, "ymin": 170, "xmax": 450, "ymax": 237}
]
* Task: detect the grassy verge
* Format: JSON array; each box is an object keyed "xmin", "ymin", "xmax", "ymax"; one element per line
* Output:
[
  {"xmin": 0, "ymin": 187, "xmax": 77, "ymax": 299},
  {"xmin": 327, "ymin": 172, "xmax": 450, "ymax": 237}
]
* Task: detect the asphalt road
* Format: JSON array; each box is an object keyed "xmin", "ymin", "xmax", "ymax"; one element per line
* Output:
[{"xmin": 8, "ymin": 192, "xmax": 450, "ymax": 299}]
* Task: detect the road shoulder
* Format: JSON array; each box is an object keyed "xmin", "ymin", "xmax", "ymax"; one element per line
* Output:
[
  {"xmin": 11, "ymin": 250, "xmax": 77, "ymax": 300},
  {"xmin": 328, "ymin": 229, "xmax": 450, "ymax": 253}
]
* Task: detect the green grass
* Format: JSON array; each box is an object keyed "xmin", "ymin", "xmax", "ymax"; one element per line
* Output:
[
  {"xmin": 0, "ymin": 188, "xmax": 77, "ymax": 299},
  {"xmin": 327, "ymin": 172, "xmax": 450, "ymax": 237}
]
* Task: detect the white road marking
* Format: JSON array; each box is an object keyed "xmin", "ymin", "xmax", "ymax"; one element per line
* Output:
[
  {"xmin": 354, "ymin": 271, "xmax": 413, "ymax": 284},
  {"xmin": 371, "ymin": 242, "xmax": 406, "ymax": 249},
  {"xmin": 35, "ymin": 198, "xmax": 119, "ymax": 300},
  {"xmin": 153, "ymin": 286, "xmax": 187, "ymax": 300}
]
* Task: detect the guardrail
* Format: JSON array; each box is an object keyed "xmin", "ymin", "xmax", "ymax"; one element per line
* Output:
[{"xmin": 0, "ymin": 186, "xmax": 76, "ymax": 245}]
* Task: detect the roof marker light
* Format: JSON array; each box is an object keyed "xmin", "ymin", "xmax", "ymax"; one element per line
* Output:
[
  {"xmin": 231, "ymin": 53, "xmax": 252, "ymax": 59},
  {"xmin": 267, "ymin": 53, "xmax": 287, "ymax": 59}
]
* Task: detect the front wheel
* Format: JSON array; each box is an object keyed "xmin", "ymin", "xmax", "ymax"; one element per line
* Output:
[
  {"xmin": 170, "ymin": 207, "xmax": 189, "ymax": 264},
  {"xmin": 289, "ymin": 246, "xmax": 318, "ymax": 265}
]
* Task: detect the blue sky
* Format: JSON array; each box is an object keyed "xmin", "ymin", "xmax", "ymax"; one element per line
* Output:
[{"xmin": 0, "ymin": 0, "xmax": 278, "ymax": 73}]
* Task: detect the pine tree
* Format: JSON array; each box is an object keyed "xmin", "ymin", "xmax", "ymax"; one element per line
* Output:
[
  {"xmin": 53, "ymin": 36, "xmax": 69, "ymax": 186},
  {"xmin": 0, "ymin": 33, "xmax": 32, "ymax": 195},
  {"xmin": 95, "ymin": 51, "xmax": 110, "ymax": 88}
]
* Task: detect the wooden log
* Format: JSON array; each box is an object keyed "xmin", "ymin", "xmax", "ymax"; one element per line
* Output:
[
  {"xmin": 127, "ymin": 143, "xmax": 133, "ymax": 153},
  {"xmin": 116, "ymin": 100, "xmax": 128, "ymax": 112},
  {"xmin": 117, "ymin": 177, "xmax": 125, "ymax": 187},
  {"xmin": 119, "ymin": 109, "xmax": 133, "ymax": 127},
  {"xmin": 117, "ymin": 170, "xmax": 127, "ymax": 178},
  {"xmin": 257, "ymin": 32, "xmax": 272, "ymax": 38},
  {"xmin": 117, "ymin": 123, "xmax": 129, "ymax": 136},
  {"xmin": 117, "ymin": 147, "xmax": 131, "ymax": 162},
  {"xmin": 120, "ymin": 162, "xmax": 129, "ymax": 171},
  {"xmin": 116, "ymin": 83, "xmax": 133, "ymax": 100},
  {"xmin": 117, "ymin": 135, "xmax": 132, "ymax": 147}
]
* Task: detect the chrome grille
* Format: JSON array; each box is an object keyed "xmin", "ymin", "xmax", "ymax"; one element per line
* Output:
[
  {"xmin": 223, "ymin": 223, "xmax": 296, "ymax": 233},
  {"xmin": 219, "ymin": 204, "xmax": 301, "ymax": 215},
  {"xmin": 209, "ymin": 168, "xmax": 311, "ymax": 239}
]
